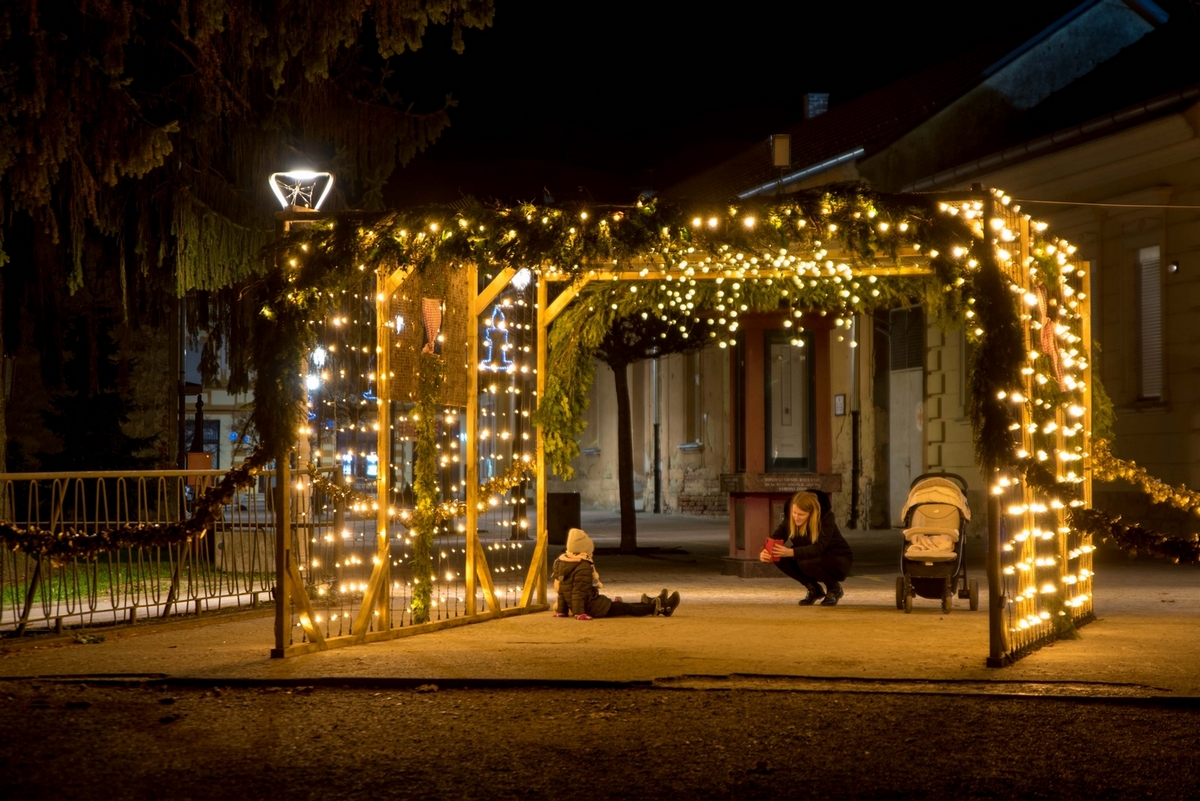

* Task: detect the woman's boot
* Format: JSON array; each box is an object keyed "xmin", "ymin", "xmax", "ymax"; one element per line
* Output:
[
  {"xmin": 820, "ymin": 581, "xmax": 844, "ymax": 606},
  {"xmin": 798, "ymin": 582, "xmax": 826, "ymax": 605}
]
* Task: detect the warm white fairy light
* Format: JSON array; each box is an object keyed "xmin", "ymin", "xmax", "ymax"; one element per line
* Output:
[{"xmin": 276, "ymin": 186, "xmax": 1095, "ymax": 650}]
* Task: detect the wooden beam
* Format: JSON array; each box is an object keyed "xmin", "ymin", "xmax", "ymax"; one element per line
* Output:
[
  {"xmin": 541, "ymin": 251, "xmax": 931, "ymax": 282},
  {"xmin": 543, "ymin": 282, "xmax": 586, "ymax": 326},
  {"xmin": 384, "ymin": 265, "xmax": 409, "ymax": 298},
  {"xmin": 286, "ymin": 558, "xmax": 326, "ymax": 648},
  {"xmin": 276, "ymin": 603, "xmax": 551, "ymax": 658},
  {"xmin": 473, "ymin": 538, "xmax": 501, "ymax": 612},
  {"xmin": 519, "ymin": 535, "xmax": 547, "ymax": 607},
  {"xmin": 473, "ymin": 266, "xmax": 517, "ymax": 318},
  {"xmin": 350, "ymin": 535, "xmax": 391, "ymax": 638},
  {"xmin": 547, "ymin": 265, "xmax": 933, "ymax": 283}
]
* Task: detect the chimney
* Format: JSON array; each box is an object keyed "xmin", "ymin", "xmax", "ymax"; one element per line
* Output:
[{"xmin": 804, "ymin": 93, "xmax": 829, "ymax": 119}]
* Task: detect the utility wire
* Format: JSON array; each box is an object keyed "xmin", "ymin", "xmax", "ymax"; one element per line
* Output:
[{"xmin": 1014, "ymin": 198, "xmax": 1200, "ymax": 210}]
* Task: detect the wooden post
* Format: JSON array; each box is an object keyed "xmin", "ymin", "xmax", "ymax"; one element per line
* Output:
[
  {"xmin": 466, "ymin": 262, "xmax": 480, "ymax": 616},
  {"xmin": 1080, "ymin": 262, "xmax": 1094, "ymax": 616},
  {"xmin": 535, "ymin": 276, "xmax": 549, "ymax": 606},
  {"xmin": 982, "ymin": 189, "xmax": 1008, "ymax": 668},
  {"xmin": 375, "ymin": 272, "xmax": 392, "ymax": 630}
]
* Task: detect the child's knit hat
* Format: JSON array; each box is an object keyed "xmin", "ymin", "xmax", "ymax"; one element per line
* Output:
[{"xmin": 566, "ymin": 527, "xmax": 594, "ymax": 555}]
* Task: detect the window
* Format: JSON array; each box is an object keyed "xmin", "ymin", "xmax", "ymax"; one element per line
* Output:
[
  {"xmin": 581, "ymin": 363, "xmax": 600, "ymax": 453},
  {"xmin": 888, "ymin": 306, "xmax": 925, "ymax": 371},
  {"xmin": 1139, "ymin": 246, "xmax": 1162, "ymax": 400},
  {"xmin": 183, "ymin": 419, "xmax": 221, "ymax": 468},
  {"xmin": 765, "ymin": 330, "xmax": 815, "ymax": 471}
]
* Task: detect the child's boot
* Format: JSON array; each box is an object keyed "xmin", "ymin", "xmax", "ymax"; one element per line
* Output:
[{"xmin": 660, "ymin": 591, "xmax": 681, "ymax": 617}]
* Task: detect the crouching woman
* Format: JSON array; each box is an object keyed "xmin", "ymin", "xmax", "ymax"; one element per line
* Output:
[{"xmin": 760, "ymin": 490, "xmax": 853, "ymax": 606}]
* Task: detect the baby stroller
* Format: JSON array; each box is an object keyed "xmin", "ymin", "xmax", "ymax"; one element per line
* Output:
[{"xmin": 895, "ymin": 472, "xmax": 978, "ymax": 614}]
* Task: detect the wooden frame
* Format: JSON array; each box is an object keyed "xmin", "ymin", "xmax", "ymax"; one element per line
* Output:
[
  {"xmin": 270, "ymin": 188, "xmax": 1094, "ymax": 668},
  {"xmin": 272, "ymin": 261, "xmax": 548, "ymax": 657}
]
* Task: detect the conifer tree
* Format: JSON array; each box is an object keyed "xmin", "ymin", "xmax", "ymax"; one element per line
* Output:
[{"xmin": 0, "ymin": 1, "xmax": 495, "ymax": 468}]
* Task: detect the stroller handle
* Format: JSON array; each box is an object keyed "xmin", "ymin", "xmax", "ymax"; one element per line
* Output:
[{"xmin": 909, "ymin": 471, "xmax": 969, "ymax": 492}]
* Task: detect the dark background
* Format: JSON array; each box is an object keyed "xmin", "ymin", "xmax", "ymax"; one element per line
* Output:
[{"xmin": 385, "ymin": 1, "xmax": 1059, "ymax": 206}]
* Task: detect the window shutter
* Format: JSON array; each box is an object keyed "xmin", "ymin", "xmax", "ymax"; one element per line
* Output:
[{"xmin": 889, "ymin": 307, "xmax": 925, "ymax": 371}]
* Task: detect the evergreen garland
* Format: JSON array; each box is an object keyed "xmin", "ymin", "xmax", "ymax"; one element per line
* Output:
[
  {"xmin": 408, "ymin": 353, "xmax": 445, "ymax": 624},
  {"xmin": 1070, "ymin": 507, "xmax": 1200, "ymax": 565},
  {"xmin": 967, "ymin": 243, "xmax": 1025, "ymax": 472},
  {"xmin": 1091, "ymin": 438, "xmax": 1200, "ymax": 513},
  {"xmin": 299, "ymin": 185, "xmax": 983, "ymax": 476}
]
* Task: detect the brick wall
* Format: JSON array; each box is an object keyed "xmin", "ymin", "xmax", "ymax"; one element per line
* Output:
[{"xmin": 677, "ymin": 466, "xmax": 728, "ymax": 517}]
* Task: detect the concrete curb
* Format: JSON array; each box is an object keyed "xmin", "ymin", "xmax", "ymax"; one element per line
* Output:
[{"xmin": 3, "ymin": 672, "xmax": 1197, "ymax": 707}]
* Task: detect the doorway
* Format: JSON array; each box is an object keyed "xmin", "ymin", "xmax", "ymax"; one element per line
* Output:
[{"xmin": 888, "ymin": 306, "xmax": 925, "ymax": 526}]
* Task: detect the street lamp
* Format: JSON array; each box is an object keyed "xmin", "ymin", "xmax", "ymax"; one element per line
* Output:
[{"xmin": 269, "ymin": 170, "xmax": 334, "ymax": 210}]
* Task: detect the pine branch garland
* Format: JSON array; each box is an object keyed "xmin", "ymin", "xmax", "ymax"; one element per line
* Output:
[
  {"xmin": 1070, "ymin": 507, "xmax": 1200, "ymax": 565},
  {"xmin": 1091, "ymin": 438, "xmax": 1200, "ymax": 515}
]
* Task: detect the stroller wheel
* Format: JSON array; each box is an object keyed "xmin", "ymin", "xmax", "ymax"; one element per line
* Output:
[
  {"xmin": 969, "ymin": 578, "xmax": 980, "ymax": 611},
  {"xmin": 895, "ymin": 576, "xmax": 905, "ymax": 610},
  {"xmin": 903, "ymin": 581, "xmax": 913, "ymax": 614},
  {"xmin": 941, "ymin": 591, "xmax": 953, "ymax": 615}
]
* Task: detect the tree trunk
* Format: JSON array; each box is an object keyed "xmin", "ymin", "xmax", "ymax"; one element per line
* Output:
[{"xmin": 612, "ymin": 361, "xmax": 638, "ymax": 553}]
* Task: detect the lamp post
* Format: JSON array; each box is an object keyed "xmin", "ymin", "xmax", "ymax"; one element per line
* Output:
[{"xmin": 268, "ymin": 169, "xmax": 334, "ymax": 658}]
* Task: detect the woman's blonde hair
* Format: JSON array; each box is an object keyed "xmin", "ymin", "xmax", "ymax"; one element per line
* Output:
[{"xmin": 788, "ymin": 491, "xmax": 822, "ymax": 543}]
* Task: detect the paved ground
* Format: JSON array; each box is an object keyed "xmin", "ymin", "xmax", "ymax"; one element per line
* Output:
[
  {"xmin": 3, "ymin": 512, "xmax": 1198, "ymax": 798},
  {"xmin": 2, "ymin": 512, "xmax": 1197, "ymax": 697}
]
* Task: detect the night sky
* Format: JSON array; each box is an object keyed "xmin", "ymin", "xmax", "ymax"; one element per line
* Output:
[{"xmin": 384, "ymin": 0, "xmax": 1065, "ymax": 207}]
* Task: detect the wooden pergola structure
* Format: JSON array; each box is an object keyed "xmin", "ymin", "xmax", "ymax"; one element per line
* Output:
[{"xmin": 270, "ymin": 187, "xmax": 1094, "ymax": 667}]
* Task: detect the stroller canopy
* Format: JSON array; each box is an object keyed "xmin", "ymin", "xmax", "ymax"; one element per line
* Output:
[{"xmin": 901, "ymin": 476, "xmax": 971, "ymax": 524}]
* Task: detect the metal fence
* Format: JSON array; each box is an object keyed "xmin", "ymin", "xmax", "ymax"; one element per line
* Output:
[
  {"xmin": 1, "ymin": 467, "xmax": 536, "ymax": 640},
  {"xmin": 0, "ymin": 469, "xmax": 334, "ymax": 636}
]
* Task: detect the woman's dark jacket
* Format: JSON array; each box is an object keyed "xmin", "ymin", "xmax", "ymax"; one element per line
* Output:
[
  {"xmin": 552, "ymin": 557, "xmax": 612, "ymax": 617},
  {"xmin": 772, "ymin": 510, "xmax": 854, "ymax": 574}
]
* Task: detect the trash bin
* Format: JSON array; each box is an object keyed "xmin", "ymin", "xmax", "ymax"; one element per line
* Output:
[{"xmin": 546, "ymin": 492, "xmax": 581, "ymax": 546}]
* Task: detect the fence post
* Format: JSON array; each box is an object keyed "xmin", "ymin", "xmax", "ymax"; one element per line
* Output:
[
  {"xmin": 333, "ymin": 498, "xmax": 345, "ymax": 585},
  {"xmin": 15, "ymin": 556, "xmax": 43, "ymax": 637},
  {"xmin": 271, "ymin": 455, "xmax": 291, "ymax": 657}
]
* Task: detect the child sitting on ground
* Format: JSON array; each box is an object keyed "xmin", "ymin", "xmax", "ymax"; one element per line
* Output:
[{"xmin": 552, "ymin": 527, "xmax": 681, "ymax": 619}]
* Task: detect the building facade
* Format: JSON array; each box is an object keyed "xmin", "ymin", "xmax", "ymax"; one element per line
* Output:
[{"xmin": 554, "ymin": 0, "xmax": 1194, "ymax": 537}]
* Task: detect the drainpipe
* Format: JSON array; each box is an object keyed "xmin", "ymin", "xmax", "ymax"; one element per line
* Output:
[
  {"xmin": 652, "ymin": 357, "xmax": 661, "ymax": 513},
  {"xmin": 177, "ymin": 296, "xmax": 187, "ymax": 469},
  {"xmin": 849, "ymin": 314, "xmax": 861, "ymax": 529}
]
